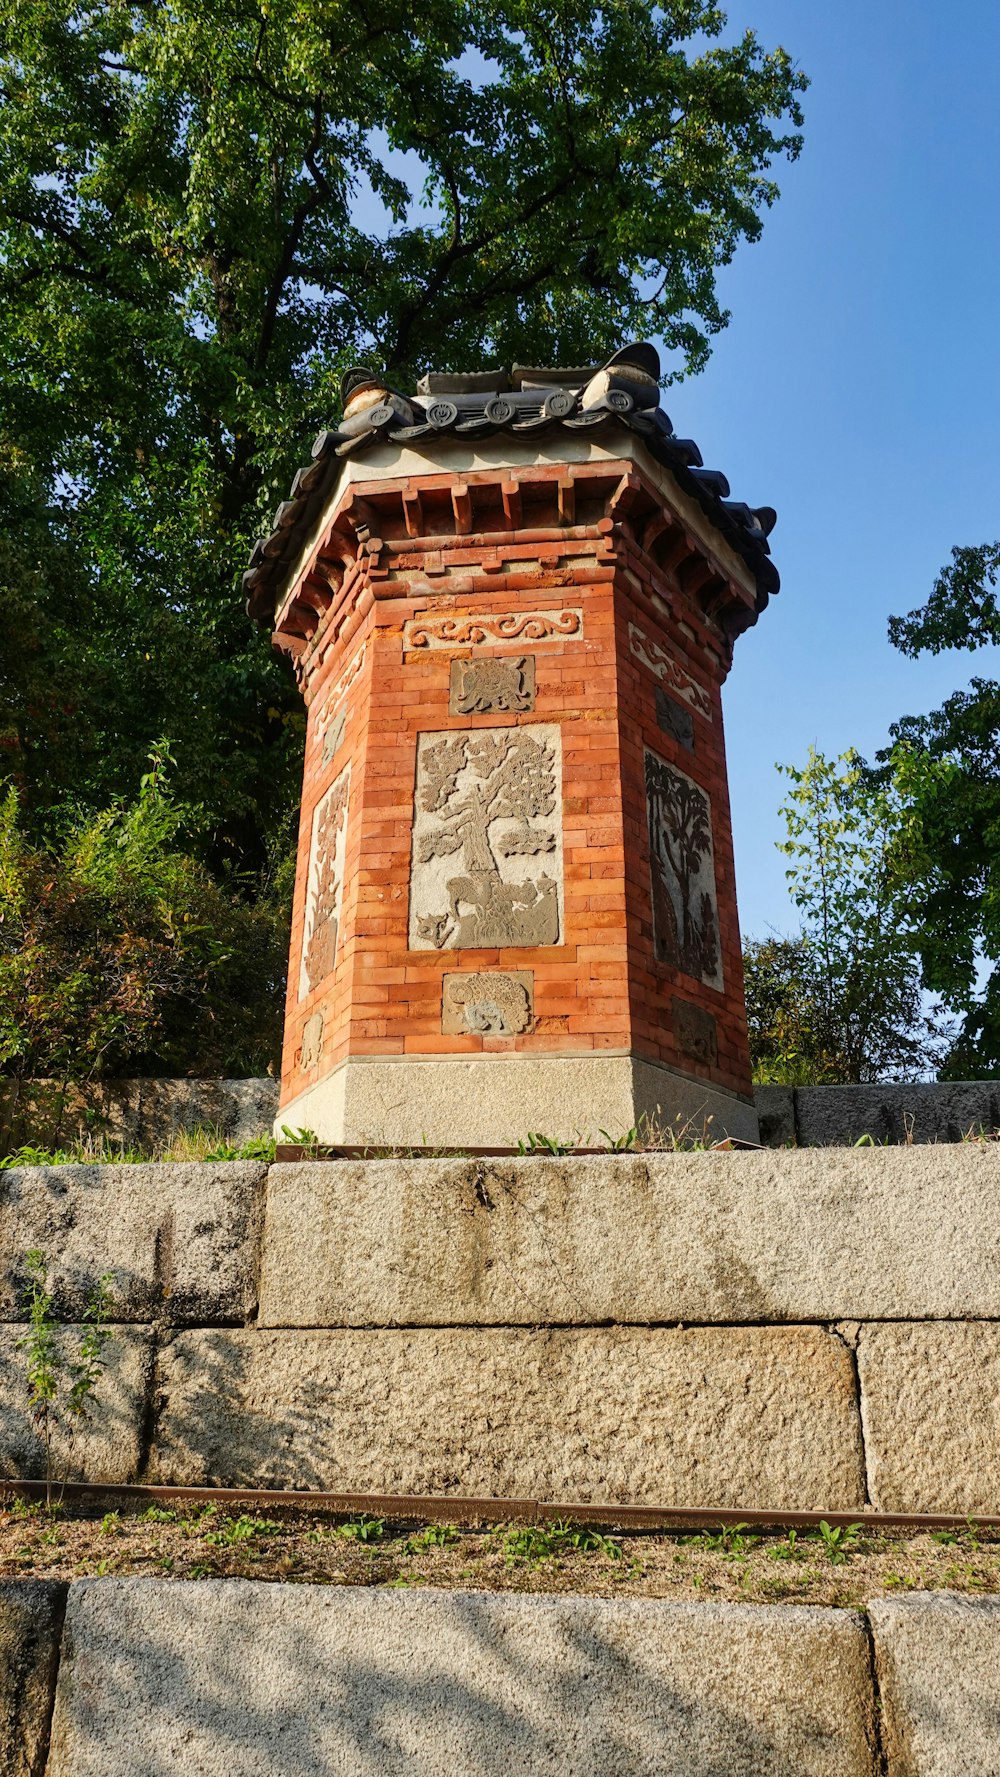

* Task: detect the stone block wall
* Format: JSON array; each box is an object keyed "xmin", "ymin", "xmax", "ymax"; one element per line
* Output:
[
  {"xmin": 8, "ymin": 1577, "xmax": 1000, "ymax": 1774},
  {"xmin": 0, "ymin": 1149, "xmax": 999, "ymax": 1513}
]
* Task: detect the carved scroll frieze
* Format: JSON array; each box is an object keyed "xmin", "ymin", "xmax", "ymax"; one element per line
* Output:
[
  {"xmin": 409, "ymin": 725, "xmax": 563, "ymax": 951},
  {"xmin": 449, "ymin": 656, "xmax": 535, "ymax": 715},
  {"xmin": 404, "ymin": 610, "xmax": 583, "ymax": 650},
  {"xmin": 629, "ymin": 623, "xmax": 713, "ymax": 721},
  {"xmin": 644, "ymin": 748, "xmax": 722, "ymax": 990},
  {"xmin": 313, "ymin": 641, "xmax": 366, "ymax": 753},
  {"xmin": 442, "ymin": 971, "xmax": 534, "ymax": 1035},
  {"xmin": 299, "ymin": 766, "xmax": 350, "ymax": 999}
]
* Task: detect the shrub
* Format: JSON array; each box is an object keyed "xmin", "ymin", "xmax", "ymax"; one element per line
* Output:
[{"xmin": 0, "ymin": 746, "xmax": 290, "ymax": 1079}]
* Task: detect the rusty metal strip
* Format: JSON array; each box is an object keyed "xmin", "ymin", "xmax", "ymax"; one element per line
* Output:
[{"xmin": 1, "ymin": 1480, "xmax": 997, "ymax": 1535}]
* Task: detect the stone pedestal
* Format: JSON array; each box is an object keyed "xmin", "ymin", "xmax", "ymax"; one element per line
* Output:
[{"xmin": 244, "ymin": 344, "xmax": 777, "ymax": 1146}]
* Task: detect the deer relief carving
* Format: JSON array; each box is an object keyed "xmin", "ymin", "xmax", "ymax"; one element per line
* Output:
[{"xmin": 410, "ymin": 727, "xmax": 562, "ymax": 951}]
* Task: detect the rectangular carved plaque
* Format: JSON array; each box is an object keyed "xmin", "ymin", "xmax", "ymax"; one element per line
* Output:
[
  {"xmin": 645, "ymin": 747, "xmax": 722, "ymax": 990},
  {"xmin": 655, "ymin": 686, "xmax": 694, "ymax": 749},
  {"xmin": 409, "ymin": 726, "xmax": 563, "ymax": 951},
  {"xmin": 671, "ymin": 996, "xmax": 718, "ymax": 1067},
  {"xmin": 442, "ymin": 971, "xmax": 534, "ymax": 1035},
  {"xmin": 299, "ymin": 766, "xmax": 350, "ymax": 1000},
  {"xmin": 403, "ymin": 610, "xmax": 583, "ymax": 650},
  {"xmin": 449, "ymin": 656, "xmax": 535, "ymax": 714}
]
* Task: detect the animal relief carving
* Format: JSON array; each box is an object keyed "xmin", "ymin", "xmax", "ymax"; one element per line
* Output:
[
  {"xmin": 671, "ymin": 997, "xmax": 718, "ymax": 1067},
  {"xmin": 645, "ymin": 748, "xmax": 722, "ymax": 989},
  {"xmin": 299, "ymin": 768, "xmax": 350, "ymax": 998},
  {"xmin": 409, "ymin": 726, "xmax": 563, "ymax": 951},
  {"xmin": 442, "ymin": 972, "xmax": 534, "ymax": 1035},
  {"xmin": 450, "ymin": 656, "xmax": 535, "ymax": 715}
]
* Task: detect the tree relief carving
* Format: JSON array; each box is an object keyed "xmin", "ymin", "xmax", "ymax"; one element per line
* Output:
[
  {"xmin": 644, "ymin": 748, "xmax": 722, "ymax": 989},
  {"xmin": 299, "ymin": 767, "xmax": 350, "ymax": 998},
  {"xmin": 409, "ymin": 726, "xmax": 562, "ymax": 951}
]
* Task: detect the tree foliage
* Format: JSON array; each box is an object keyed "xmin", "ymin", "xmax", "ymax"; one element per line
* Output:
[
  {"xmin": 885, "ymin": 542, "xmax": 1000, "ymax": 1074},
  {"xmin": 744, "ymin": 748, "xmax": 952, "ymax": 1085},
  {"xmin": 0, "ymin": 0, "xmax": 805, "ymax": 862}
]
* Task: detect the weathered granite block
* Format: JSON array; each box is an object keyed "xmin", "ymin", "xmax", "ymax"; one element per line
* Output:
[
  {"xmin": 259, "ymin": 1149, "xmax": 1000, "ymax": 1328},
  {"xmin": 0, "ymin": 1580, "xmax": 65, "ymax": 1777},
  {"xmin": 0, "ymin": 1327, "xmax": 151, "ymax": 1484},
  {"xmin": 47, "ymin": 1581, "xmax": 877, "ymax": 1777},
  {"xmin": 753, "ymin": 1086, "xmax": 796, "ymax": 1146},
  {"xmin": 0, "ymin": 1163, "xmax": 266, "ymax": 1324},
  {"xmin": 150, "ymin": 1325, "xmax": 865, "ymax": 1506},
  {"xmin": 793, "ymin": 1081, "xmax": 1000, "ymax": 1147},
  {"xmin": 857, "ymin": 1322, "xmax": 1000, "ymax": 1515},
  {"xmin": 870, "ymin": 1593, "xmax": 1000, "ymax": 1775}
]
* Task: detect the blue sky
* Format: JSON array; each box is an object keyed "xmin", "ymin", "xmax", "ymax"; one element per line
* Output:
[{"xmin": 670, "ymin": 0, "xmax": 1000, "ymax": 934}]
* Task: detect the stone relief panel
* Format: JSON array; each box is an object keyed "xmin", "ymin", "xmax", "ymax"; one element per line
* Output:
[
  {"xmin": 644, "ymin": 748, "xmax": 722, "ymax": 990},
  {"xmin": 299, "ymin": 1011, "xmax": 325, "ymax": 1071},
  {"xmin": 628, "ymin": 622, "xmax": 713, "ymax": 721},
  {"xmin": 404, "ymin": 610, "xmax": 582, "ymax": 650},
  {"xmin": 321, "ymin": 705, "xmax": 347, "ymax": 765},
  {"xmin": 671, "ymin": 996, "xmax": 718, "ymax": 1067},
  {"xmin": 313, "ymin": 641, "xmax": 366, "ymax": 755},
  {"xmin": 409, "ymin": 726, "xmax": 563, "ymax": 951},
  {"xmin": 655, "ymin": 686, "xmax": 694, "ymax": 750},
  {"xmin": 298, "ymin": 766, "xmax": 350, "ymax": 999},
  {"xmin": 449, "ymin": 656, "xmax": 535, "ymax": 715},
  {"xmin": 442, "ymin": 971, "xmax": 534, "ymax": 1035}
]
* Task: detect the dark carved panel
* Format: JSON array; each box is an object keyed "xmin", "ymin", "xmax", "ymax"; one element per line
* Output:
[
  {"xmin": 671, "ymin": 996, "xmax": 718, "ymax": 1067},
  {"xmin": 644, "ymin": 748, "xmax": 722, "ymax": 989},
  {"xmin": 655, "ymin": 687, "xmax": 694, "ymax": 750}
]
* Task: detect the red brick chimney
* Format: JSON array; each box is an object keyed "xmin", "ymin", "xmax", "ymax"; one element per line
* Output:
[{"xmin": 245, "ymin": 343, "xmax": 777, "ymax": 1147}]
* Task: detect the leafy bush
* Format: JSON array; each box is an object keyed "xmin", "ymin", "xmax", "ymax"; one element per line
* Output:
[{"xmin": 0, "ymin": 747, "xmax": 290, "ymax": 1080}]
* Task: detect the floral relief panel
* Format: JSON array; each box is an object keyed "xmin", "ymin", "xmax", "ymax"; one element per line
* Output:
[
  {"xmin": 644, "ymin": 747, "xmax": 722, "ymax": 990},
  {"xmin": 409, "ymin": 726, "xmax": 563, "ymax": 951},
  {"xmin": 299, "ymin": 766, "xmax": 350, "ymax": 999}
]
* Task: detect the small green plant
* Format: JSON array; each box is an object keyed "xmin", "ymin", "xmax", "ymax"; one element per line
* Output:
[
  {"xmin": 599, "ymin": 1127, "xmax": 639, "ymax": 1152},
  {"xmin": 498, "ymin": 1519, "xmax": 622, "ymax": 1566},
  {"xmin": 17, "ymin": 1251, "xmax": 116, "ymax": 1507},
  {"xmin": 140, "ymin": 1506, "xmax": 178, "ymax": 1524},
  {"xmin": 100, "ymin": 1511, "xmax": 121, "ymax": 1535},
  {"xmin": 687, "ymin": 1523, "xmax": 754, "ymax": 1561},
  {"xmin": 279, "ymin": 1125, "xmax": 320, "ymax": 1154},
  {"xmin": 516, "ymin": 1132, "xmax": 576, "ymax": 1156},
  {"xmin": 770, "ymin": 1529, "xmax": 804, "ymax": 1562},
  {"xmin": 336, "ymin": 1514, "xmax": 385, "ymax": 1543},
  {"xmin": 816, "ymin": 1521, "xmax": 861, "ymax": 1564},
  {"xmin": 203, "ymin": 1514, "xmax": 283, "ymax": 1546},
  {"xmin": 402, "ymin": 1523, "xmax": 460, "ymax": 1552}
]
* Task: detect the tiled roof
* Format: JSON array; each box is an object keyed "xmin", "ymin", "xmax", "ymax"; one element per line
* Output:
[{"xmin": 243, "ymin": 342, "xmax": 778, "ymax": 626}]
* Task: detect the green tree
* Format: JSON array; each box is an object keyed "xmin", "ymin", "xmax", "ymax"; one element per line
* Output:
[
  {"xmin": 0, "ymin": 0, "xmax": 806, "ymax": 869},
  {"xmin": 885, "ymin": 543, "xmax": 1000, "ymax": 1074},
  {"xmin": 744, "ymin": 748, "xmax": 952, "ymax": 1085}
]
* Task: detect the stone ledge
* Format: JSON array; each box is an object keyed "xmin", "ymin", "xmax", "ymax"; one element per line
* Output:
[
  {"xmin": 259, "ymin": 1148, "xmax": 1000, "ymax": 1327},
  {"xmin": 47, "ymin": 1581, "xmax": 877, "ymax": 1777},
  {"xmin": 0, "ymin": 1579, "xmax": 64, "ymax": 1777},
  {"xmin": 148, "ymin": 1325, "xmax": 864, "ymax": 1507},
  {"xmin": 0, "ymin": 1163, "xmax": 267, "ymax": 1325},
  {"xmin": 870, "ymin": 1592, "xmax": 1000, "ymax": 1775}
]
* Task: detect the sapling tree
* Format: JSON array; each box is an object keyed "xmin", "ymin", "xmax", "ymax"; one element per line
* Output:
[
  {"xmin": 18, "ymin": 1250, "xmax": 117, "ymax": 1508},
  {"xmin": 744, "ymin": 747, "xmax": 952, "ymax": 1084}
]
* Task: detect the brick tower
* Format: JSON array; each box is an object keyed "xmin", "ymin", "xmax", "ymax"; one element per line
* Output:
[{"xmin": 244, "ymin": 343, "xmax": 777, "ymax": 1146}]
